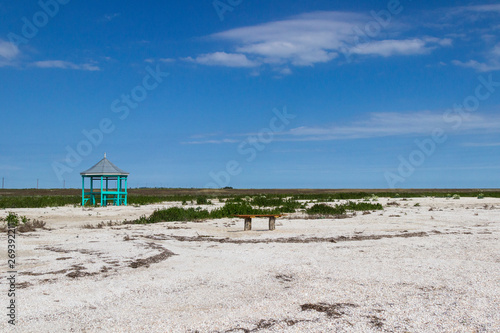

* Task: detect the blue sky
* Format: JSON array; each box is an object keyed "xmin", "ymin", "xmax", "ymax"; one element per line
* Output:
[{"xmin": 1, "ymin": 0, "xmax": 499, "ymax": 189}]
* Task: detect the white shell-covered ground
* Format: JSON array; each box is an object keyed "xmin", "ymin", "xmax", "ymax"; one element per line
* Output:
[{"xmin": 0, "ymin": 197, "xmax": 499, "ymax": 332}]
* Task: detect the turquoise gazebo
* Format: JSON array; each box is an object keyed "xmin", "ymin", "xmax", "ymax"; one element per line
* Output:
[{"xmin": 80, "ymin": 154, "xmax": 129, "ymax": 206}]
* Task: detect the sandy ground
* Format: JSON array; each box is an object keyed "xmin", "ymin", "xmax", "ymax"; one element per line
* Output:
[{"xmin": 0, "ymin": 197, "xmax": 499, "ymax": 332}]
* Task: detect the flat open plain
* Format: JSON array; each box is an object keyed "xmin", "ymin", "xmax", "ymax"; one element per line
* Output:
[{"xmin": 1, "ymin": 197, "xmax": 499, "ymax": 332}]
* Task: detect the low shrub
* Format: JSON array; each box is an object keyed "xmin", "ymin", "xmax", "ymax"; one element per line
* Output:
[
  {"xmin": 0, "ymin": 212, "xmax": 46, "ymax": 232},
  {"xmin": 306, "ymin": 204, "xmax": 346, "ymax": 216},
  {"xmin": 196, "ymin": 196, "xmax": 210, "ymax": 205},
  {"xmin": 343, "ymin": 201, "xmax": 383, "ymax": 211}
]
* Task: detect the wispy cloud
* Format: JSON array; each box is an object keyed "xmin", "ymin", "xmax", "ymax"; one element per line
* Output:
[
  {"xmin": 284, "ymin": 112, "xmax": 500, "ymax": 141},
  {"xmin": 452, "ymin": 43, "xmax": 500, "ymax": 72},
  {"xmin": 461, "ymin": 4, "xmax": 500, "ymax": 13},
  {"xmin": 0, "ymin": 40, "xmax": 20, "ymax": 67},
  {"xmin": 145, "ymin": 58, "xmax": 176, "ymax": 64},
  {"xmin": 351, "ymin": 38, "xmax": 450, "ymax": 57},
  {"xmin": 184, "ymin": 111, "xmax": 500, "ymax": 144},
  {"xmin": 186, "ymin": 11, "xmax": 449, "ymax": 69},
  {"xmin": 462, "ymin": 142, "xmax": 500, "ymax": 147},
  {"xmin": 104, "ymin": 13, "xmax": 120, "ymax": 21},
  {"xmin": 183, "ymin": 52, "xmax": 259, "ymax": 67},
  {"xmin": 0, "ymin": 40, "xmax": 20, "ymax": 60},
  {"xmin": 0, "ymin": 164, "xmax": 22, "ymax": 171},
  {"xmin": 32, "ymin": 60, "xmax": 100, "ymax": 71},
  {"xmin": 183, "ymin": 138, "xmax": 240, "ymax": 144},
  {"xmin": 452, "ymin": 59, "xmax": 500, "ymax": 72}
]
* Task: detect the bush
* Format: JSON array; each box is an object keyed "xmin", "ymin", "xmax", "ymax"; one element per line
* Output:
[
  {"xmin": 148, "ymin": 207, "xmax": 211, "ymax": 223},
  {"xmin": 478, "ymin": 193, "xmax": 485, "ymax": 199},
  {"xmin": 306, "ymin": 204, "xmax": 346, "ymax": 216},
  {"xmin": 306, "ymin": 201, "xmax": 383, "ymax": 216},
  {"xmin": 210, "ymin": 202, "xmax": 276, "ymax": 219},
  {"xmin": 196, "ymin": 196, "xmax": 210, "ymax": 205},
  {"xmin": 1, "ymin": 212, "xmax": 46, "ymax": 232},
  {"xmin": 452, "ymin": 194, "xmax": 461, "ymax": 200},
  {"xmin": 129, "ymin": 201, "xmax": 280, "ymax": 224},
  {"xmin": 5, "ymin": 212, "xmax": 20, "ymax": 227},
  {"xmin": 343, "ymin": 201, "xmax": 383, "ymax": 211}
]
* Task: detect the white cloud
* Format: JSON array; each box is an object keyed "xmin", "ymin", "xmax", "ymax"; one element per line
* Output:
[
  {"xmin": 184, "ymin": 52, "xmax": 259, "ymax": 67},
  {"xmin": 351, "ymin": 39, "xmax": 431, "ymax": 57},
  {"xmin": 278, "ymin": 67, "xmax": 292, "ymax": 75},
  {"xmin": 452, "ymin": 43, "xmax": 500, "ymax": 72},
  {"xmin": 0, "ymin": 40, "xmax": 20, "ymax": 67},
  {"xmin": 212, "ymin": 11, "xmax": 361, "ymax": 66},
  {"xmin": 188, "ymin": 11, "xmax": 448, "ymax": 68},
  {"xmin": 145, "ymin": 58, "xmax": 175, "ymax": 64},
  {"xmin": 0, "ymin": 40, "xmax": 20, "ymax": 60},
  {"xmin": 33, "ymin": 60, "xmax": 100, "ymax": 71},
  {"xmin": 493, "ymin": 44, "xmax": 500, "ymax": 57},
  {"xmin": 284, "ymin": 112, "xmax": 500, "ymax": 141},
  {"xmin": 185, "ymin": 111, "xmax": 500, "ymax": 144},
  {"xmin": 104, "ymin": 13, "xmax": 120, "ymax": 21},
  {"xmin": 452, "ymin": 59, "xmax": 500, "ymax": 72},
  {"xmin": 462, "ymin": 142, "xmax": 500, "ymax": 147},
  {"xmin": 159, "ymin": 58, "xmax": 175, "ymax": 63},
  {"xmin": 463, "ymin": 4, "xmax": 500, "ymax": 13},
  {"xmin": 183, "ymin": 138, "xmax": 239, "ymax": 144}
]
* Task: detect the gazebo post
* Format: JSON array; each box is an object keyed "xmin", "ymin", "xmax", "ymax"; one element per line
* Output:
[
  {"xmin": 81, "ymin": 176, "xmax": 85, "ymax": 206},
  {"xmin": 100, "ymin": 176, "xmax": 104, "ymax": 206},
  {"xmin": 105, "ymin": 177, "xmax": 108, "ymax": 206},
  {"xmin": 117, "ymin": 175, "xmax": 121, "ymax": 206},
  {"xmin": 124, "ymin": 177, "xmax": 128, "ymax": 206},
  {"xmin": 90, "ymin": 177, "xmax": 94, "ymax": 205}
]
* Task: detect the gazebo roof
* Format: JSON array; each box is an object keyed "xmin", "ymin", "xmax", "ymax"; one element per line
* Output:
[{"xmin": 80, "ymin": 154, "xmax": 129, "ymax": 176}]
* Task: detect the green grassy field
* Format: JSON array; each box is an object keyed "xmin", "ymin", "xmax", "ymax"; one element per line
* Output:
[{"xmin": 0, "ymin": 188, "xmax": 499, "ymax": 209}]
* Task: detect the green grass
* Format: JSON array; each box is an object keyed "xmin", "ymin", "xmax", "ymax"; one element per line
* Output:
[
  {"xmin": 343, "ymin": 201, "xmax": 383, "ymax": 211},
  {"xmin": 305, "ymin": 201, "xmax": 383, "ymax": 216},
  {"xmin": 0, "ymin": 196, "xmax": 80, "ymax": 208},
  {"xmin": 1, "ymin": 191, "xmax": 499, "ymax": 209},
  {"xmin": 306, "ymin": 204, "xmax": 346, "ymax": 216},
  {"xmin": 128, "ymin": 202, "xmax": 280, "ymax": 224}
]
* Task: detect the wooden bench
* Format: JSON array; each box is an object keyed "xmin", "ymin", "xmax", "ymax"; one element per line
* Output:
[{"xmin": 234, "ymin": 214, "xmax": 283, "ymax": 231}]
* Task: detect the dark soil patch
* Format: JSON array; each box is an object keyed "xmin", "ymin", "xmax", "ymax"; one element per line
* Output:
[
  {"xmin": 16, "ymin": 282, "xmax": 33, "ymax": 289},
  {"xmin": 21, "ymin": 269, "xmax": 69, "ymax": 276},
  {"xmin": 38, "ymin": 246, "xmax": 103, "ymax": 257},
  {"xmin": 300, "ymin": 302, "xmax": 358, "ymax": 318},
  {"xmin": 129, "ymin": 245, "xmax": 176, "ymax": 268},
  {"xmin": 39, "ymin": 246, "xmax": 71, "ymax": 253},
  {"xmin": 275, "ymin": 274, "xmax": 294, "ymax": 282},
  {"xmin": 146, "ymin": 231, "xmax": 429, "ymax": 244},
  {"xmin": 222, "ymin": 318, "xmax": 317, "ymax": 332},
  {"xmin": 66, "ymin": 270, "xmax": 98, "ymax": 278},
  {"xmin": 367, "ymin": 315, "xmax": 385, "ymax": 329}
]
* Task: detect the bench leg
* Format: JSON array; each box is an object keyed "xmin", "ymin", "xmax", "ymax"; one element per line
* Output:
[
  {"xmin": 269, "ymin": 217, "xmax": 276, "ymax": 230},
  {"xmin": 244, "ymin": 217, "xmax": 252, "ymax": 231}
]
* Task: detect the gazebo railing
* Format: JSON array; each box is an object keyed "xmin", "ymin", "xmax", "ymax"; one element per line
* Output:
[{"xmin": 81, "ymin": 175, "xmax": 128, "ymax": 206}]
